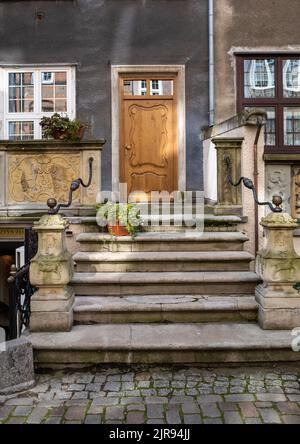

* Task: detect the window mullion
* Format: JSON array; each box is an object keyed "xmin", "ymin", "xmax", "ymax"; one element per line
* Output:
[
  {"xmin": 278, "ymin": 105, "xmax": 284, "ymax": 148},
  {"xmin": 36, "ymin": 69, "xmax": 41, "ymax": 138},
  {"xmin": 276, "ymin": 58, "xmax": 282, "ymax": 101}
]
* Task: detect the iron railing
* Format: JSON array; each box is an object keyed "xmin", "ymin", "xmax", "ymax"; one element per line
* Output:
[
  {"xmin": 224, "ymin": 155, "xmax": 283, "ymax": 213},
  {"xmin": 7, "ymin": 228, "xmax": 38, "ymax": 340}
]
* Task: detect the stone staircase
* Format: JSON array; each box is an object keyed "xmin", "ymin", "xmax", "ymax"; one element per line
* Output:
[
  {"xmin": 28, "ymin": 218, "xmax": 298, "ymax": 367},
  {"xmin": 71, "ymin": 231, "xmax": 257, "ymax": 326}
]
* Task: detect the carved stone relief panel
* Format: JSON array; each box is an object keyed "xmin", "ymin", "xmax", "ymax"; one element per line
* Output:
[
  {"xmin": 213, "ymin": 138, "xmax": 243, "ymax": 208},
  {"xmin": 81, "ymin": 151, "xmax": 100, "ymax": 205},
  {"xmin": 8, "ymin": 153, "xmax": 80, "ymax": 204},
  {"xmin": 0, "ymin": 152, "xmax": 5, "ymax": 206},
  {"xmin": 291, "ymin": 166, "xmax": 300, "ymax": 219},
  {"xmin": 265, "ymin": 165, "xmax": 291, "ymax": 214}
]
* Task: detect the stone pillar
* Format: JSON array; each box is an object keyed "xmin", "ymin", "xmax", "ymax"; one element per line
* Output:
[
  {"xmin": 212, "ymin": 138, "xmax": 243, "ymax": 216},
  {"xmin": 256, "ymin": 212, "xmax": 300, "ymax": 329},
  {"xmin": 29, "ymin": 213, "xmax": 74, "ymax": 332}
]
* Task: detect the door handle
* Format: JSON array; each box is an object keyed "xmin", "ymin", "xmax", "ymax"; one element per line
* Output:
[{"xmin": 125, "ymin": 145, "xmax": 132, "ymax": 150}]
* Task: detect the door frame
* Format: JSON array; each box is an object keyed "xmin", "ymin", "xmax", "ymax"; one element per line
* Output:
[{"xmin": 111, "ymin": 65, "xmax": 186, "ymax": 194}]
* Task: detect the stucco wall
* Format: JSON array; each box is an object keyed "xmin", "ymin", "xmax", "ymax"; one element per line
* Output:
[
  {"xmin": 207, "ymin": 124, "xmax": 266, "ymax": 259},
  {"xmin": 0, "ymin": 0, "xmax": 208, "ymax": 191},
  {"xmin": 214, "ymin": 0, "xmax": 300, "ymax": 123}
]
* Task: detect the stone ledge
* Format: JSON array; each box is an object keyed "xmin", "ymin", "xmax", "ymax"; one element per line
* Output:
[
  {"xmin": 28, "ymin": 323, "xmax": 294, "ymax": 351},
  {"xmin": 0, "ymin": 140, "xmax": 105, "ymax": 151}
]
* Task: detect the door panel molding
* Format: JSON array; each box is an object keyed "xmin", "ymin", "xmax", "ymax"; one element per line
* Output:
[{"xmin": 111, "ymin": 65, "xmax": 186, "ymax": 194}]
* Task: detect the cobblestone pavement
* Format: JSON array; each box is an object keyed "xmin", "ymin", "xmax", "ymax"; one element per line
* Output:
[{"xmin": 1, "ymin": 366, "xmax": 300, "ymax": 424}]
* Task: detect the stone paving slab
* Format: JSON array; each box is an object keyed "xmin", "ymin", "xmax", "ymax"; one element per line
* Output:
[{"xmin": 0, "ymin": 365, "xmax": 299, "ymax": 424}]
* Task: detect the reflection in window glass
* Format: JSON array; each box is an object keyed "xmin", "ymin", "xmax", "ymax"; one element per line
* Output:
[
  {"xmin": 123, "ymin": 80, "xmax": 147, "ymax": 96},
  {"xmin": 8, "ymin": 121, "xmax": 34, "ymax": 141},
  {"xmin": 244, "ymin": 59, "xmax": 275, "ymax": 98},
  {"xmin": 264, "ymin": 107, "xmax": 276, "ymax": 146},
  {"xmin": 283, "ymin": 60, "xmax": 300, "ymax": 98},
  {"xmin": 284, "ymin": 107, "xmax": 300, "ymax": 145},
  {"xmin": 245, "ymin": 107, "xmax": 276, "ymax": 146},
  {"xmin": 150, "ymin": 80, "xmax": 173, "ymax": 96},
  {"xmin": 41, "ymin": 72, "xmax": 67, "ymax": 112},
  {"xmin": 8, "ymin": 72, "xmax": 34, "ymax": 113}
]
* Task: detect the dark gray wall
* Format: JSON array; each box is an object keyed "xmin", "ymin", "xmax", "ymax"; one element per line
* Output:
[{"xmin": 0, "ymin": 0, "xmax": 208, "ymax": 190}]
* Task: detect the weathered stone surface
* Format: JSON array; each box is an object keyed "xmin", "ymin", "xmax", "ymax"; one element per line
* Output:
[
  {"xmin": 29, "ymin": 212, "xmax": 74, "ymax": 332},
  {"xmin": 0, "ymin": 337, "xmax": 35, "ymax": 394},
  {"xmin": 256, "ymin": 212, "xmax": 300, "ymax": 329},
  {"xmin": 212, "ymin": 137, "xmax": 243, "ymax": 215},
  {"xmin": 265, "ymin": 165, "xmax": 291, "ymax": 214}
]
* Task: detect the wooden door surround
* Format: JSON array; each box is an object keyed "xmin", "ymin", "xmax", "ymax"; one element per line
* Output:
[{"xmin": 120, "ymin": 74, "xmax": 178, "ymax": 199}]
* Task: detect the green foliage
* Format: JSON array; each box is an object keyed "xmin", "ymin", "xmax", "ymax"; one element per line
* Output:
[
  {"xmin": 40, "ymin": 113, "xmax": 84, "ymax": 142},
  {"xmin": 96, "ymin": 201, "xmax": 141, "ymax": 238}
]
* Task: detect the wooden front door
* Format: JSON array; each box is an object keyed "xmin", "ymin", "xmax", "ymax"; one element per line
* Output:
[{"xmin": 120, "ymin": 74, "xmax": 178, "ymax": 198}]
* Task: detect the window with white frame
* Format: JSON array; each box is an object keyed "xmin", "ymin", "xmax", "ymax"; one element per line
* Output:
[{"xmin": 2, "ymin": 67, "xmax": 75, "ymax": 140}]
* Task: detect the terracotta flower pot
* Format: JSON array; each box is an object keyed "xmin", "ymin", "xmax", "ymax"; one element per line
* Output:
[
  {"xmin": 108, "ymin": 222, "xmax": 129, "ymax": 236},
  {"xmin": 52, "ymin": 125, "xmax": 85, "ymax": 141},
  {"xmin": 77, "ymin": 125, "xmax": 85, "ymax": 141},
  {"xmin": 53, "ymin": 130, "xmax": 69, "ymax": 140}
]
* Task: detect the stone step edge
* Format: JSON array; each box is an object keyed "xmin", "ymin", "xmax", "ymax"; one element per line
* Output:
[
  {"xmin": 28, "ymin": 323, "xmax": 293, "ymax": 351},
  {"xmin": 73, "ymin": 295, "xmax": 257, "ymax": 313},
  {"xmin": 73, "ymin": 251, "xmax": 254, "ymax": 263},
  {"xmin": 76, "ymin": 231, "xmax": 249, "ymax": 244},
  {"xmin": 72, "ymin": 271, "xmax": 259, "ymax": 285},
  {"xmin": 68, "ymin": 214, "xmax": 243, "ymax": 224}
]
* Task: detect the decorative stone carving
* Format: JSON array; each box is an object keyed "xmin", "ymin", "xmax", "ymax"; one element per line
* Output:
[
  {"xmin": 8, "ymin": 154, "xmax": 80, "ymax": 203},
  {"xmin": 0, "ymin": 153, "xmax": 4, "ymax": 206},
  {"xmin": 255, "ymin": 211, "xmax": 300, "ymax": 329},
  {"xmin": 212, "ymin": 138, "xmax": 243, "ymax": 216},
  {"xmin": 291, "ymin": 166, "xmax": 300, "ymax": 219},
  {"xmin": 0, "ymin": 141, "xmax": 104, "ymax": 216},
  {"xmin": 29, "ymin": 213, "xmax": 74, "ymax": 332},
  {"xmin": 243, "ymin": 108, "xmax": 267, "ymax": 127},
  {"xmin": 265, "ymin": 165, "xmax": 290, "ymax": 214},
  {"xmin": 81, "ymin": 151, "xmax": 100, "ymax": 205}
]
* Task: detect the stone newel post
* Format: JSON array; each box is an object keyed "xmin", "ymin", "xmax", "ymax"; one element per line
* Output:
[
  {"xmin": 255, "ymin": 212, "xmax": 300, "ymax": 329},
  {"xmin": 29, "ymin": 212, "xmax": 74, "ymax": 332}
]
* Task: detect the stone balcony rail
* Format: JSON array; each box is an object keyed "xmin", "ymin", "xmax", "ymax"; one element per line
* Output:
[{"xmin": 0, "ymin": 140, "xmax": 105, "ymax": 217}]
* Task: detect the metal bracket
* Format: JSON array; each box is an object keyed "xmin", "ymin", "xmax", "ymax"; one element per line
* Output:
[
  {"xmin": 47, "ymin": 157, "xmax": 94, "ymax": 215},
  {"xmin": 224, "ymin": 155, "xmax": 283, "ymax": 213}
]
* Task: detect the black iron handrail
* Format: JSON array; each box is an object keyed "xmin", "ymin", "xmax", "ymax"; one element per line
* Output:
[
  {"xmin": 6, "ymin": 228, "xmax": 38, "ymax": 340},
  {"xmin": 7, "ymin": 263, "xmax": 36, "ymax": 340},
  {"xmin": 47, "ymin": 157, "xmax": 94, "ymax": 215},
  {"xmin": 224, "ymin": 155, "xmax": 283, "ymax": 213}
]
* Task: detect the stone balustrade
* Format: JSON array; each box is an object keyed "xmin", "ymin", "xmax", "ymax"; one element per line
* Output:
[
  {"xmin": 256, "ymin": 211, "xmax": 300, "ymax": 330},
  {"xmin": 29, "ymin": 212, "xmax": 74, "ymax": 332}
]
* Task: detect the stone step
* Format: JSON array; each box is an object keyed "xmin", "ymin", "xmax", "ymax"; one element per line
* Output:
[
  {"xmin": 71, "ymin": 271, "xmax": 259, "ymax": 296},
  {"xmin": 139, "ymin": 214, "xmax": 241, "ymax": 230},
  {"xmin": 73, "ymin": 251, "xmax": 254, "ymax": 272},
  {"xmin": 76, "ymin": 231, "xmax": 249, "ymax": 252},
  {"xmin": 73, "ymin": 295, "xmax": 258, "ymax": 324},
  {"xmin": 68, "ymin": 214, "xmax": 243, "ymax": 234},
  {"xmin": 28, "ymin": 323, "xmax": 299, "ymax": 367}
]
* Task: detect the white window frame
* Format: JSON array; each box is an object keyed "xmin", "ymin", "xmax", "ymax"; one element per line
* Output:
[
  {"xmin": 150, "ymin": 80, "xmax": 162, "ymax": 96},
  {"xmin": 138, "ymin": 80, "xmax": 147, "ymax": 96},
  {"xmin": 2, "ymin": 66, "xmax": 76, "ymax": 140}
]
